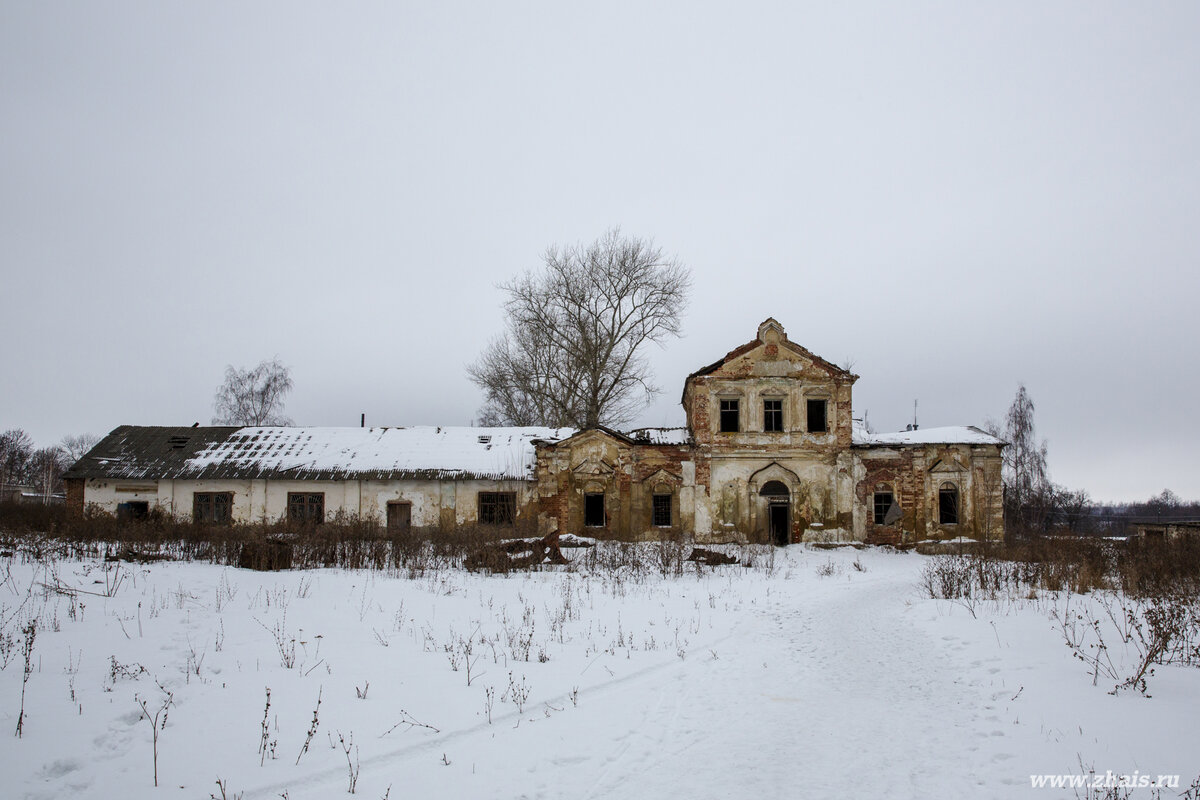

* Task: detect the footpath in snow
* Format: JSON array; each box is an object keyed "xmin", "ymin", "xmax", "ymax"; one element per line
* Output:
[{"xmin": 1, "ymin": 546, "xmax": 1196, "ymax": 799}]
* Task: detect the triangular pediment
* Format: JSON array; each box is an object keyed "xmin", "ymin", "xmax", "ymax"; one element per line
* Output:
[
  {"xmin": 552, "ymin": 427, "xmax": 634, "ymax": 448},
  {"xmin": 929, "ymin": 457, "xmax": 968, "ymax": 474},
  {"xmin": 640, "ymin": 467, "xmax": 681, "ymax": 485},
  {"xmin": 683, "ymin": 319, "xmax": 857, "ymax": 401},
  {"xmin": 572, "ymin": 457, "xmax": 615, "ymax": 476}
]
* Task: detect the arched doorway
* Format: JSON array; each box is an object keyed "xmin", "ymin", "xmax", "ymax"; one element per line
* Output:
[{"xmin": 759, "ymin": 480, "xmax": 790, "ymax": 546}]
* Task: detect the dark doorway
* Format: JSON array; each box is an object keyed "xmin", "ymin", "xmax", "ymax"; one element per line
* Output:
[
  {"xmin": 387, "ymin": 501, "xmax": 411, "ymax": 532},
  {"xmin": 769, "ymin": 503, "xmax": 790, "ymax": 546},
  {"xmin": 117, "ymin": 501, "xmax": 149, "ymax": 521},
  {"xmin": 584, "ymin": 493, "xmax": 605, "ymax": 527},
  {"xmin": 759, "ymin": 480, "xmax": 791, "ymax": 546}
]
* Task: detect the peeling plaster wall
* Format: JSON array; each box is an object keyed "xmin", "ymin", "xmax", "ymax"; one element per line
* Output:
[
  {"xmin": 82, "ymin": 477, "xmax": 536, "ymax": 526},
  {"xmin": 854, "ymin": 445, "xmax": 1004, "ymax": 544},
  {"xmin": 77, "ymin": 321, "xmax": 1004, "ymax": 544},
  {"xmin": 684, "ymin": 319, "xmax": 859, "ymax": 544},
  {"xmin": 535, "ymin": 431, "xmax": 696, "ymax": 541}
]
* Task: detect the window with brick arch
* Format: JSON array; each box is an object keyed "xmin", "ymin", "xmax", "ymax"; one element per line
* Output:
[{"xmin": 873, "ymin": 491, "xmax": 895, "ymax": 525}]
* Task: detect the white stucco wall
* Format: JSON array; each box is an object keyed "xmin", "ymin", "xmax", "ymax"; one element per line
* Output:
[{"xmin": 83, "ymin": 477, "xmax": 537, "ymax": 526}]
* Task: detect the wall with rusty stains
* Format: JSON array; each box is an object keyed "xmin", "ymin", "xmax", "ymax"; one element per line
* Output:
[
  {"xmin": 853, "ymin": 444, "xmax": 1004, "ymax": 544},
  {"xmin": 534, "ymin": 430, "xmax": 696, "ymax": 540},
  {"xmin": 682, "ymin": 318, "xmax": 860, "ymax": 543},
  {"xmin": 534, "ymin": 319, "xmax": 1003, "ymax": 545}
]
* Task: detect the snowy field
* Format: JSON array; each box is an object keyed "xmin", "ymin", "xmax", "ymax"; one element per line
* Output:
[{"xmin": 1, "ymin": 545, "xmax": 1198, "ymax": 799}]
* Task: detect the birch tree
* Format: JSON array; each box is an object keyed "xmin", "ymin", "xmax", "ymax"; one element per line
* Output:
[{"xmin": 212, "ymin": 359, "xmax": 294, "ymax": 426}]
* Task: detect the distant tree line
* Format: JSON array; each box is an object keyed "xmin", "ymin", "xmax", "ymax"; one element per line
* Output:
[
  {"xmin": 0, "ymin": 429, "xmax": 99, "ymax": 500},
  {"xmin": 989, "ymin": 386, "xmax": 1196, "ymax": 539}
]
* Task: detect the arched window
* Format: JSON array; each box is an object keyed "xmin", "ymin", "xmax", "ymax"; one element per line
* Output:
[
  {"xmin": 759, "ymin": 480, "xmax": 789, "ymax": 498},
  {"xmin": 939, "ymin": 482, "xmax": 959, "ymax": 525}
]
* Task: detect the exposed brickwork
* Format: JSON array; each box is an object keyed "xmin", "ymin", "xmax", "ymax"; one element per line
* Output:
[{"xmin": 64, "ymin": 478, "xmax": 85, "ymax": 514}]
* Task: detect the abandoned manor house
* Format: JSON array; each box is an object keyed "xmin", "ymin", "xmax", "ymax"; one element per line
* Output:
[{"xmin": 65, "ymin": 319, "xmax": 1005, "ymax": 545}]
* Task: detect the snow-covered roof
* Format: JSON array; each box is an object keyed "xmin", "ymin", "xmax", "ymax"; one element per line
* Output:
[
  {"xmin": 189, "ymin": 426, "xmax": 577, "ymax": 481},
  {"xmin": 68, "ymin": 425, "xmax": 575, "ymax": 482},
  {"xmin": 852, "ymin": 422, "xmax": 1004, "ymax": 447}
]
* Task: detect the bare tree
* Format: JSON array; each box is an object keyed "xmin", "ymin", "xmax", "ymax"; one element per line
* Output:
[
  {"xmin": 0, "ymin": 429, "xmax": 34, "ymax": 489},
  {"xmin": 989, "ymin": 384, "xmax": 1051, "ymax": 535},
  {"xmin": 28, "ymin": 447, "xmax": 69, "ymax": 500},
  {"xmin": 469, "ymin": 228, "xmax": 691, "ymax": 429},
  {"xmin": 59, "ymin": 433, "xmax": 101, "ymax": 467},
  {"xmin": 212, "ymin": 358, "xmax": 294, "ymax": 426}
]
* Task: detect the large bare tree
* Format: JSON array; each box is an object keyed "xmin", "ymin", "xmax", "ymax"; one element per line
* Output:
[
  {"xmin": 212, "ymin": 358, "xmax": 294, "ymax": 426},
  {"xmin": 469, "ymin": 228, "xmax": 691, "ymax": 429},
  {"xmin": 59, "ymin": 433, "xmax": 101, "ymax": 467}
]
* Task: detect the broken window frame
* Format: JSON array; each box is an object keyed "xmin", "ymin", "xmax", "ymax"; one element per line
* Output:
[
  {"xmin": 652, "ymin": 493, "xmax": 672, "ymax": 527},
  {"xmin": 719, "ymin": 399, "xmax": 740, "ymax": 433},
  {"xmin": 806, "ymin": 398, "xmax": 828, "ymax": 433},
  {"xmin": 763, "ymin": 399, "xmax": 783, "ymax": 433},
  {"xmin": 939, "ymin": 483, "xmax": 959, "ymax": 526},
  {"xmin": 478, "ymin": 492, "xmax": 516, "ymax": 526},
  {"xmin": 193, "ymin": 492, "xmax": 233, "ymax": 524},
  {"xmin": 872, "ymin": 491, "xmax": 895, "ymax": 525},
  {"xmin": 287, "ymin": 492, "xmax": 325, "ymax": 524}
]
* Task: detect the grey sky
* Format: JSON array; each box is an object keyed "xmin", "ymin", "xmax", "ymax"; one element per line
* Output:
[{"xmin": 2, "ymin": 2, "xmax": 1197, "ymax": 502}]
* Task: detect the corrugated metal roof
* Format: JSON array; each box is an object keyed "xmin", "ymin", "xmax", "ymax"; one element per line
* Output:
[{"xmin": 66, "ymin": 425, "xmax": 574, "ymax": 482}]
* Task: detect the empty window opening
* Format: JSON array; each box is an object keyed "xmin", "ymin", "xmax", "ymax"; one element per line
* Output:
[
  {"xmin": 652, "ymin": 494, "xmax": 672, "ymax": 527},
  {"xmin": 194, "ymin": 492, "xmax": 233, "ymax": 524},
  {"xmin": 287, "ymin": 492, "xmax": 325, "ymax": 524},
  {"xmin": 478, "ymin": 492, "xmax": 516, "ymax": 526},
  {"xmin": 117, "ymin": 501, "xmax": 150, "ymax": 521},
  {"xmin": 939, "ymin": 483, "xmax": 959, "ymax": 525},
  {"xmin": 763, "ymin": 399, "xmax": 783, "ymax": 432},
  {"xmin": 584, "ymin": 493, "xmax": 606, "ymax": 527},
  {"xmin": 719, "ymin": 399, "xmax": 740, "ymax": 433},
  {"xmin": 873, "ymin": 491, "xmax": 896, "ymax": 525},
  {"xmin": 806, "ymin": 399, "xmax": 828, "ymax": 433},
  {"xmin": 387, "ymin": 501, "xmax": 412, "ymax": 532}
]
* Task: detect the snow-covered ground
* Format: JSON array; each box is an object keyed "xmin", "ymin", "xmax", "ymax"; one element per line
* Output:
[{"xmin": 1, "ymin": 546, "xmax": 1197, "ymax": 799}]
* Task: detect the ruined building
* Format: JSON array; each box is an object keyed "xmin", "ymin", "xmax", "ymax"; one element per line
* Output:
[{"xmin": 65, "ymin": 319, "xmax": 1004, "ymax": 544}]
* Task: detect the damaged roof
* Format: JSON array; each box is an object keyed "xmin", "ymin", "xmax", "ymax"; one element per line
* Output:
[
  {"xmin": 65, "ymin": 425, "xmax": 575, "ymax": 482},
  {"xmin": 851, "ymin": 423, "xmax": 1005, "ymax": 447}
]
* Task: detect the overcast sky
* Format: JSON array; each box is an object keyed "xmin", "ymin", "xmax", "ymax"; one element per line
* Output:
[{"xmin": 2, "ymin": 2, "xmax": 1197, "ymax": 502}]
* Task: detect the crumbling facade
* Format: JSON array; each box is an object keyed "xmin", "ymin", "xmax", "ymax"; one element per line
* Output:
[
  {"xmin": 66, "ymin": 319, "xmax": 1004, "ymax": 544},
  {"xmin": 534, "ymin": 318, "xmax": 1004, "ymax": 544}
]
